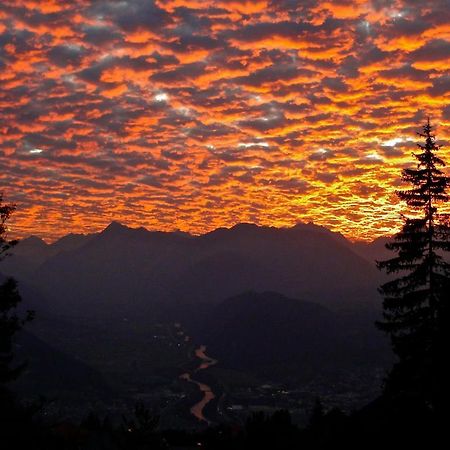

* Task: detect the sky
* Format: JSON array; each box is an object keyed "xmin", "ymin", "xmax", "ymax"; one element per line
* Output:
[{"xmin": 0, "ymin": 0, "xmax": 449, "ymax": 242}]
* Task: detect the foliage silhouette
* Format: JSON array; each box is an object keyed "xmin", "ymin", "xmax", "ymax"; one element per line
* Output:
[
  {"xmin": 377, "ymin": 119, "xmax": 450, "ymax": 414},
  {"xmin": 0, "ymin": 194, "xmax": 38, "ymax": 449},
  {"xmin": 0, "ymin": 194, "xmax": 34, "ymax": 386}
]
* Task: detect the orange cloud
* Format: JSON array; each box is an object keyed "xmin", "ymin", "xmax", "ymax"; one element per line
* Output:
[{"xmin": 0, "ymin": 0, "xmax": 449, "ymax": 243}]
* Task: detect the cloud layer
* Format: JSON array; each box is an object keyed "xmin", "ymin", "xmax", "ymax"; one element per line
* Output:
[{"xmin": 1, "ymin": 0, "xmax": 449, "ymax": 241}]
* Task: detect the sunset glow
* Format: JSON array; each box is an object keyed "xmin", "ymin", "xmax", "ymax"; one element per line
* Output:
[{"xmin": 1, "ymin": 0, "xmax": 449, "ymax": 241}]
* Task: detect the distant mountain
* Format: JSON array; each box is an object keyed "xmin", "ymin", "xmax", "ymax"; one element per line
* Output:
[
  {"xmin": 0, "ymin": 272, "xmax": 52, "ymax": 320},
  {"xmin": 0, "ymin": 232, "xmax": 94, "ymax": 279},
  {"xmin": 176, "ymin": 222, "xmax": 381, "ymax": 309},
  {"xmin": 0, "ymin": 236, "xmax": 48, "ymax": 278},
  {"xmin": 12, "ymin": 330, "xmax": 109, "ymax": 397},
  {"xmin": 194, "ymin": 291, "xmax": 390, "ymax": 378},
  {"xmin": 1, "ymin": 221, "xmax": 384, "ymax": 321},
  {"xmin": 51, "ymin": 232, "xmax": 96, "ymax": 254},
  {"xmin": 352, "ymin": 236, "xmax": 392, "ymax": 265}
]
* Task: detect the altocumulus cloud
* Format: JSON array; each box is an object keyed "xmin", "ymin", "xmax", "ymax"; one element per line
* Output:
[{"xmin": 0, "ymin": 0, "xmax": 449, "ymax": 241}]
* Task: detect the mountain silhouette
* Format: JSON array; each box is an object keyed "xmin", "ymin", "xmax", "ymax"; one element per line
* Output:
[
  {"xmin": 13, "ymin": 329, "xmax": 109, "ymax": 397},
  {"xmin": 1, "ymin": 222, "xmax": 384, "ymax": 321},
  {"xmin": 352, "ymin": 236, "xmax": 392, "ymax": 264},
  {"xmin": 193, "ymin": 291, "xmax": 390, "ymax": 378}
]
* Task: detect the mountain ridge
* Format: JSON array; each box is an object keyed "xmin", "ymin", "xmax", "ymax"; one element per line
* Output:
[
  {"xmin": 0, "ymin": 221, "xmax": 386, "ymax": 322},
  {"xmin": 192, "ymin": 290, "xmax": 390, "ymax": 379},
  {"xmin": 15, "ymin": 220, "xmax": 390, "ymax": 246}
]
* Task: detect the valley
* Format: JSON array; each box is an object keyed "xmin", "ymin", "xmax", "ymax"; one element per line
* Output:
[{"xmin": 2, "ymin": 221, "xmax": 393, "ymax": 428}]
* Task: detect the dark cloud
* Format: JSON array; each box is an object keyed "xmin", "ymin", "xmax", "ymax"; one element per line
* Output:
[
  {"xmin": 48, "ymin": 45, "xmax": 86, "ymax": 67},
  {"xmin": 234, "ymin": 64, "xmax": 316, "ymax": 86},
  {"xmin": 379, "ymin": 64, "xmax": 430, "ymax": 81},
  {"xmin": 82, "ymin": 25, "xmax": 123, "ymax": 45},
  {"xmin": 309, "ymin": 149, "xmax": 334, "ymax": 161},
  {"xmin": 339, "ymin": 55, "xmax": 360, "ymax": 78},
  {"xmin": 316, "ymin": 172, "xmax": 339, "ymax": 183},
  {"xmin": 224, "ymin": 20, "xmax": 313, "ymax": 43},
  {"xmin": 442, "ymin": 105, "xmax": 450, "ymax": 121},
  {"xmin": 165, "ymin": 34, "xmax": 222, "ymax": 52},
  {"xmin": 384, "ymin": 17, "xmax": 429, "ymax": 37},
  {"xmin": 151, "ymin": 62, "xmax": 206, "ymax": 82},
  {"xmin": 411, "ymin": 39, "xmax": 450, "ymax": 61},
  {"xmin": 323, "ymin": 77, "xmax": 348, "ymax": 92},
  {"xmin": 260, "ymin": 178, "xmax": 309, "ymax": 194},
  {"xmin": 88, "ymin": 0, "xmax": 171, "ymax": 32},
  {"xmin": 429, "ymin": 75, "xmax": 450, "ymax": 96}
]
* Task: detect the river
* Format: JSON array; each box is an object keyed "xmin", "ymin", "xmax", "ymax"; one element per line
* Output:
[{"xmin": 179, "ymin": 345, "xmax": 218, "ymax": 424}]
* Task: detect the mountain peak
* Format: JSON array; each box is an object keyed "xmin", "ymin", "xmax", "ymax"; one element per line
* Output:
[
  {"xmin": 100, "ymin": 221, "xmax": 153, "ymax": 240},
  {"xmin": 102, "ymin": 221, "xmax": 130, "ymax": 234},
  {"xmin": 19, "ymin": 235, "xmax": 48, "ymax": 248},
  {"xmin": 291, "ymin": 222, "xmax": 349, "ymax": 243},
  {"xmin": 230, "ymin": 222, "xmax": 260, "ymax": 232},
  {"xmin": 292, "ymin": 221, "xmax": 326, "ymax": 232}
]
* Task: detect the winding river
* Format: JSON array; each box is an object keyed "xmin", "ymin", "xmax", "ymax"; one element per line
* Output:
[{"xmin": 179, "ymin": 345, "xmax": 218, "ymax": 424}]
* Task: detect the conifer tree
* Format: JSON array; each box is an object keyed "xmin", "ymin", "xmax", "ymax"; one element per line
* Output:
[
  {"xmin": 0, "ymin": 195, "xmax": 18, "ymax": 257},
  {"xmin": 0, "ymin": 195, "xmax": 34, "ymax": 387},
  {"xmin": 377, "ymin": 119, "xmax": 450, "ymax": 412}
]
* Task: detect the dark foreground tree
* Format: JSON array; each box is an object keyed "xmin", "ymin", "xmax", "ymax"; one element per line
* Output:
[
  {"xmin": 0, "ymin": 195, "xmax": 40, "ymax": 449},
  {"xmin": 0, "ymin": 194, "xmax": 34, "ymax": 387},
  {"xmin": 377, "ymin": 119, "xmax": 450, "ymax": 414},
  {"xmin": 0, "ymin": 194, "xmax": 18, "ymax": 256}
]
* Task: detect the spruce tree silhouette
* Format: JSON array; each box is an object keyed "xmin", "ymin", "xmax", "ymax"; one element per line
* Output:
[
  {"xmin": 0, "ymin": 193, "xmax": 36, "ymax": 450},
  {"xmin": 0, "ymin": 195, "xmax": 34, "ymax": 388},
  {"xmin": 377, "ymin": 119, "xmax": 450, "ymax": 415},
  {"xmin": 0, "ymin": 197, "xmax": 46, "ymax": 450}
]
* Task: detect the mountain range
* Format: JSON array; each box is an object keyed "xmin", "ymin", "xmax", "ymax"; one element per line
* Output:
[
  {"xmin": 195, "ymin": 291, "xmax": 391, "ymax": 379},
  {"xmin": 1, "ymin": 221, "xmax": 390, "ymax": 322},
  {"xmin": 0, "ymin": 222, "xmax": 394, "ymax": 405}
]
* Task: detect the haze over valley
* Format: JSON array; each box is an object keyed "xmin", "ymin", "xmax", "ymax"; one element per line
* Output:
[{"xmin": 1, "ymin": 221, "xmax": 392, "ymax": 426}]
